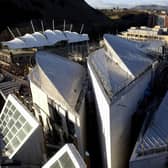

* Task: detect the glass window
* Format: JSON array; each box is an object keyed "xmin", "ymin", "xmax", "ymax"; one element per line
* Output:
[
  {"xmin": 17, "ymin": 130, "xmax": 26, "ymax": 141},
  {"xmin": 7, "ymin": 132, "xmax": 13, "ymax": 140},
  {"xmin": 1, "ymin": 114, "xmax": 5, "ymax": 120},
  {"xmin": 19, "ymin": 116, "xmax": 26, "ymax": 124},
  {"xmin": 8, "ymin": 119, "xmax": 15, "ymax": 128},
  {"xmin": 6, "ymin": 101, "xmax": 12, "ymax": 108},
  {"xmin": 12, "ymin": 137, "xmax": 20, "ymax": 148},
  {"xmin": 6, "ymin": 144, "xmax": 13, "ymax": 154},
  {"xmin": 11, "ymin": 105, "xmax": 16, "ymax": 112},
  {"xmin": 11, "ymin": 126, "xmax": 17, "ymax": 134},
  {"xmin": 4, "ymin": 137, "xmax": 8, "ymax": 144},
  {"xmin": 13, "ymin": 110, "xmax": 20, "ymax": 120},
  {"xmin": 59, "ymin": 152, "xmax": 75, "ymax": 168},
  {"xmin": 23, "ymin": 123, "xmax": 32, "ymax": 133},
  {"xmin": 15, "ymin": 121, "xmax": 22, "ymax": 129},
  {"xmin": 3, "ymin": 127, "xmax": 8, "ymax": 136},
  {"xmin": 3, "ymin": 120, "xmax": 7, "ymax": 127},
  {"xmin": 50, "ymin": 161, "xmax": 61, "ymax": 168},
  {"xmin": 4, "ymin": 108, "xmax": 8, "ymax": 114}
]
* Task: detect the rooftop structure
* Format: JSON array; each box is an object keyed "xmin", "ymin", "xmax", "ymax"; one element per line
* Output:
[
  {"xmin": 0, "ymin": 94, "xmax": 44, "ymax": 166},
  {"xmin": 1, "ymin": 30, "xmax": 89, "ymax": 50},
  {"xmin": 32, "ymin": 32, "xmax": 48, "ymax": 47},
  {"xmin": 0, "ymin": 80, "xmax": 21, "ymax": 100},
  {"xmin": 104, "ymin": 34, "xmax": 152, "ymax": 78},
  {"xmin": 130, "ymin": 91, "xmax": 168, "ymax": 168},
  {"xmin": 88, "ymin": 34, "xmax": 156, "ymax": 168},
  {"xmin": 0, "ymin": 49, "xmax": 35, "ymax": 65},
  {"xmin": 1, "ymin": 38, "xmax": 25, "ymax": 49},
  {"xmin": 90, "ymin": 35, "xmax": 153, "ymax": 98},
  {"xmin": 119, "ymin": 26, "xmax": 168, "ymax": 43},
  {"xmin": 64, "ymin": 31, "xmax": 89, "ymax": 44},
  {"xmin": 44, "ymin": 30, "xmax": 67, "ymax": 46},
  {"xmin": 42, "ymin": 144, "xmax": 86, "ymax": 168}
]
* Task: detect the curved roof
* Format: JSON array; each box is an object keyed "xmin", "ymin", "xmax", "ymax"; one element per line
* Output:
[
  {"xmin": 44, "ymin": 30, "xmax": 59, "ymax": 46},
  {"xmin": 80, "ymin": 34, "xmax": 89, "ymax": 42},
  {"xmin": 2, "ymin": 38, "xmax": 26, "ymax": 49},
  {"xmin": 64, "ymin": 31, "xmax": 89, "ymax": 43},
  {"xmin": 1, "ymin": 29, "xmax": 89, "ymax": 49},
  {"xmin": 64, "ymin": 31, "xmax": 80, "ymax": 43},
  {"xmin": 32, "ymin": 32, "xmax": 48, "ymax": 47},
  {"xmin": 54, "ymin": 30, "xmax": 67, "ymax": 42},
  {"xmin": 19, "ymin": 33, "xmax": 38, "ymax": 48}
]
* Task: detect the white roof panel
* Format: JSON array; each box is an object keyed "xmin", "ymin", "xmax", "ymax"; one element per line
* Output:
[
  {"xmin": 104, "ymin": 34, "xmax": 153, "ymax": 78},
  {"xmin": 54, "ymin": 30, "xmax": 67, "ymax": 42},
  {"xmin": 19, "ymin": 33, "xmax": 38, "ymax": 48},
  {"xmin": 44, "ymin": 30, "xmax": 59, "ymax": 46},
  {"xmin": 2, "ymin": 38, "xmax": 26, "ymax": 49},
  {"xmin": 2, "ymin": 30, "xmax": 89, "ymax": 49},
  {"xmin": 64, "ymin": 31, "xmax": 79, "ymax": 43},
  {"xmin": 80, "ymin": 34, "xmax": 89, "ymax": 41},
  {"xmin": 89, "ymin": 48, "xmax": 133, "ymax": 97},
  {"xmin": 32, "ymin": 32, "xmax": 48, "ymax": 47},
  {"xmin": 64, "ymin": 31, "xmax": 88, "ymax": 43},
  {"xmin": 35, "ymin": 51, "xmax": 85, "ymax": 108}
]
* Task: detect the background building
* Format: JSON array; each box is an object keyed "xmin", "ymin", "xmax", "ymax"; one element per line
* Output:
[
  {"xmin": 157, "ymin": 14, "xmax": 168, "ymax": 28},
  {"xmin": 1, "ymin": 29, "xmax": 89, "ymax": 63},
  {"xmin": 119, "ymin": 26, "xmax": 168, "ymax": 43}
]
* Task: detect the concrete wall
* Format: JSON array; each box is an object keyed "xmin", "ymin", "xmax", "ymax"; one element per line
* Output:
[
  {"xmin": 130, "ymin": 152, "xmax": 168, "ymax": 168},
  {"xmin": 30, "ymin": 81, "xmax": 50, "ymax": 131},
  {"xmin": 88, "ymin": 57, "xmax": 153, "ymax": 168},
  {"xmin": 88, "ymin": 62, "xmax": 111, "ymax": 168},
  {"xmin": 30, "ymin": 80, "xmax": 85, "ymax": 156},
  {"xmin": 110, "ymin": 69, "xmax": 152, "ymax": 168},
  {"xmin": 78, "ymin": 97, "xmax": 86, "ymax": 157}
]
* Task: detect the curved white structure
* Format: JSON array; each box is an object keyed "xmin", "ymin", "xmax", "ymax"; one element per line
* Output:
[
  {"xmin": 2, "ymin": 38, "xmax": 26, "ymax": 49},
  {"xmin": 32, "ymin": 32, "xmax": 48, "ymax": 47},
  {"xmin": 44, "ymin": 29, "xmax": 60, "ymax": 46},
  {"xmin": 19, "ymin": 33, "xmax": 38, "ymax": 48},
  {"xmin": 1, "ymin": 29, "xmax": 89, "ymax": 49}
]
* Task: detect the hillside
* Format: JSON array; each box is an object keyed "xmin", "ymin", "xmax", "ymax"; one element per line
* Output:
[
  {"xmin": 0, "ymin": 0, "xmax": 111, "ymax": 31},
  {"xmin": 132, "ymin": 5, "xmax": 168, "ymax": 11},
  {"xmin": 0, "ymin": 0, "xmax": 150, "ymax": 41}
]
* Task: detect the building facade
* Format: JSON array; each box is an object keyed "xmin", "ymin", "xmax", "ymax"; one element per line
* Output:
[
  {"xmin": 29, "ymin": 51, "xmax": 87, "ymax": 157},
  {"xmin": 119, "ymin": 26, "xmax": 168, "ymax": 43},
  {"xmin": 88, "ymin": 34, "xmax": 156, "ymax": 168}
]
